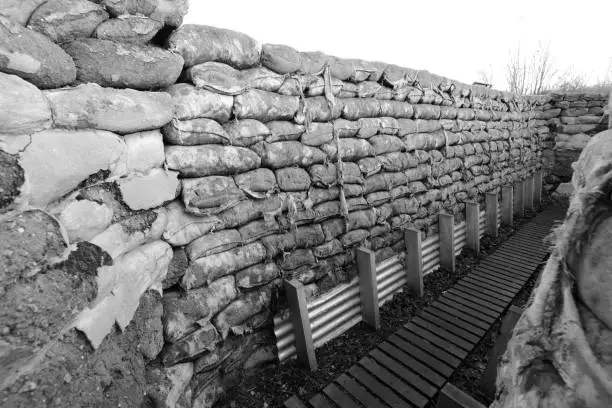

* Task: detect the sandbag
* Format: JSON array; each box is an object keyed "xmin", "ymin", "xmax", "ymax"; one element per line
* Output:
[
  {"xmin": 163, "ymin": 118, "xmax": 230, "ymax": 145},
  {"xmin": 213, "ymin": 286, "xmax": 276, "ymax": 338},
  {"xmin": 163, "ymin": 200, "xmax": 222, "ymax": 246},
  {"xmin": 0, "ymin": 73, "xmax": 51, "ymax": 135},
  {"xmin": 167, "ymin": 24, "xmax": 260, "ymax": 68},
  {"xmin": 94, "ymin": 15, "xmax": 163, "ymax": 44},
  {"xmin": 181, "ymin": 176, "xmax": 245, "ymax": 215},
  {"xmin": 308, "ymin": 187, "xmax": 340, "ymax": 206},
  {"xmin": 346, "ymin": 196, "xmax": 369, "ymax": 211},
  {"xmin": 403, "ymin": 131, "xmax": 446, "ymax": 151},
  {"xmin": 378, "ymin": 152, "xmax": 419, "ymax": 172},
  {"xmin": 187, "ymin": 61, "xmax": 245, "ymax": 95},
  {"xmin": 165, "ymin": 145, "xmax": 261, "ymax": 177},
  {"xmin": 223, "ymin": 119, "xmax": 270, "ymax": 146},
  {"xmin": 234, "ymin": 89, "xmax": 299, "ymax": 121},
  {"xmin": 0, "ymin": 0, "xmax": 47, "ymax": 26},
  {"xmin": 358, "ymin": 157, "xmax": 382, "ymax": 177},
  {"xmin": 342, "ymin": 98, "xmax": 383, "ymax": 120},
  {"xmin": 314, "ymin": 201, "xmax": 342, "ymax": 221},
  {"xmin": 233, "ymin": 168, "xmax": 277, "ymax": 193},
  {"xmin": 182, "ymin": 242, "xmax": 266, "ymax": 289},
  {"xmin": 236, "ymin": 263, "xmax": 280, "ymax": 289},
  {"xmin": 27, "ymin": 0, "xmax": 108, "ymax": 43},
  {"xmin": 302, "ymin": 96, "xmax": 344, "ymax": 122},
  {"xmin": 102, "ymin": 0, "xmax": 188, "ymax": 26},
  {"xmin": 266, "ymin": 121, "xmax": 305, "ymax": 142},
  {"xmin": 380, "ymin": 117, "xmax": 400, "ymax": 135},
  {"xmin": 334, "ymin": 119, "xmax": 361, "ymax": 138},
  {"xmin": 186, "ymin": 229, "xmax": 242, "ymax": 261},
  {"xmin": 347, "ymin": 210, "xmax": 376, "ymax": 230},
  {"xmin": 241, "ymin": 67, "xmax": 285, "ymax": 92},
  {"xmin": 366, "ymin": 191, "xmax": 391, "ymax": 206},
  {"xmin": 301, "ymin": 123, "xmax": 334, "ymax": 146},
  {"xmin": 314, "ymin": 239, "xmax": 344, "ymax": 258},
  {"xmin": 44, "ymin": 84, "xmax": 173, "ymax": 134},
  {"xmin": 252, "ymin": 141, "xmax": 326, "ymax": 168},
  {"xmin": 356, "ymin": 118, "xmax": 382, "ymax": 138},
  {"xmin": 280, "ymin": 249, "xmax": 315, "ymax": 271},
  {"xmin": 64, "ymin": 39, "xmax": 183, "ymax": 90},
  {"xmin": 261, "ymin": 43, "xmax": 301, "ymax": 74},
  {"xmin": 379, "ymin": 100, "xmax": 414, "ymax": 119},
  {"xmin": 413, "ymin": 104, "xmax": 441, "ymax": 120},
  {"xmin": 309, "ymin": 162, "xmax": 364, "ymax": 187},
  {"xmin": 369, "ymin": 135, "xmax": 404, "ymax": 155},
  {"xmin": 0, "ymin": 16, "xmax": 76, "ymax": 88},
  {"xmin": 239, "ymin": 218, "xmax": 280, "ymax": 243},
  {"xmin": 322, "ymin": 218, "xmax": 346, "ymax": 241},
  {"xmin": 218, "ymin": 195, "xmax": 287, "ymax": 229},
  {"xmin": 320, "ymin": 138, "xmax": 374, "ymax": 161},
  {"xmin": 339, "ymin": 82, "xmax": 358, "ymax": 98},
  {"xmin": 306, "ymin": 76, "xmax": 343, "ymax": 97},
  {"xmin": 405, "ymin": 164, "xmax": 432, "ymax": 182},
  {"xmin": 167, "ymin": 83, "xmax": 233, "ymax": 122},
  {"xmin": 276, "ymin": 167, "xmax": 311, "ymax": 192},
  {"xmin": 341, "ymin": 229, "xmax": 369, "ymax": 247}
]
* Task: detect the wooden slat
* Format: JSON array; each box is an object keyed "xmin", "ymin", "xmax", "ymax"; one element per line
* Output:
[
  {"xmin": 410, "ymin": 319, "xmax": 473, "ymax": 353},
  {"xmin": 285, "ymin": 279, "xmax": 317, "ymax": 371},
  {"xmin": 322, "ymin": 383, "xmax": 357, "ymax": 408},
  {"xmin": 424, "ymin": 308, "xmax": 486, "ymax": 337},
  {"xmin": 387, "ymin": 334, "xmax": 456, "ymax": 377},
  {"xmin": 377, "ymin": 342, "xmax": 446, "ymax": 387},
  {"xmin": 470, "ymin": 270, "xmax": 523, "ymax": 290},
  {"xmin": 481, "ymin": 258, "xmax": 532, "ymax": 275},
  {"xmin": 495, "ymin": 245, "xmax": 545, "ymax": 259},
  {"xmin": 397, "ymin": 326, "xmax": 466, "ymax": 365},
  {"xmin": 309, "ymin": 393, "xmax": 336, "ymax": 408},
  {"xmin": 430, "ymin": 302, "xmax": 491, "ymax": 331},
  {"xmin": 437, "ymin": 383, "xmax": 487, "ymax": 408},
  {"xmin": 436, "ymin": 296, "xmax": 498, "ymax": 322},
  {"xmin": 285, "ymin": 395, "xmax": 309, "ymax": 408},
  {"xmin": 466, "ymin": 274, "xmax": 521, "ymax": 293},
  {"xmin": 451, "ymin": 285, "xmax": 508, "ymax": 308},
  {"xmin": 441, "ymin": 293, "xmax": 500, "ymax": 319},
  {"xmin": 459, "ymin": 279, "xmax": 515, "ymax": 300},
  {"xmin": 360, "ymin": 356, "xmax": 429, "ymax": 408},
  {"xmin": 336, "ymin": 374, "xmax": 384, "ymax": 408},
  {"xmin": 370, "ymin": 348, "xmax": 438, "ymax": 397},
  {"xmin": 420, "ymin": 310, "xmax": 482, "ymax": 343},
  {"xmin": 476, "ymin": 264, "xmax": 531, "ymax": 282},
  {"xmin": 349, "ymin": 365, "xmax": 407, "ymax": 408}
]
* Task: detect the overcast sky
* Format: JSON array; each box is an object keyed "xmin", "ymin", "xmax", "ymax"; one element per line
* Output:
[{"xmin": 184, "ymin": 0, "xmax": 611, "ymax": 90}]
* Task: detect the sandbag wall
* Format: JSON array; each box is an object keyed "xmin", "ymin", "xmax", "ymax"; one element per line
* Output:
[
  {"xmin": 541, "ymin": 92, "xmax": 610, "ymax": 193},
  {"xmin": 0, "ymin": 2, "xmax": 547, "ymax": 407}
]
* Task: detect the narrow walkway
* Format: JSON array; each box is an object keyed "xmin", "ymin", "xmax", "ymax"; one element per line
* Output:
[{"xmin": 287, "ymin": 207, "xmax": 566, "ymax": 408}]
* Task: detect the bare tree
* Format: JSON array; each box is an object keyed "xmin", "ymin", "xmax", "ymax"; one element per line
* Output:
[
  {"xmin": 476, "ymin": 64, "xmax": 495, "ymax": 87},
  {"xmin": 553, "ymin": 67, "xmax": 588, "ymax": 92},
  {"xmin": 505, "ymin": 42, "xmax": 557, "ymax": 95}
]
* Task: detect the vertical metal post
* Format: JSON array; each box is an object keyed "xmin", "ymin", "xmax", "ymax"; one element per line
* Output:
[
  {"xmin": 356, "ymin": 247, "xmax": 380, "ymax": 330},
  {"xmin": 284, "ymin": 279, "xmax": 317, "ymax": 371},
  {"xmin": 404, "ymin": 229, "xmax": 424, "ymax": 297}
]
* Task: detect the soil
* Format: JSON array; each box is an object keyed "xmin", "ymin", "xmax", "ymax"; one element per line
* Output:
[{"xmin": 217, "ymin": 197, "xmax": 563, "ymax": 408}]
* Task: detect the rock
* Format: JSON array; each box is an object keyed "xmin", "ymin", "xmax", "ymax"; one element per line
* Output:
[
  {"xmin": 74, "ymin": 240, "xmax": 172, "ymax": 348},
  {"xmin": 162, "ymin": 322, "xmax": 221, "ymax": 366},
  {"xmin": 18, "ymin": 129, "xmax": 127, "ymax": 208},
  {"xmin": 162, "ymin": 200, "xmax": 222, "ymax": 246},
  {"xmin": 124, "ymin": 130, "xmax": 165, "ymax": 173},
  {"xmin": 94, "ymin": 15, "xmax": 163, "ymax": 44},
  {"xmin": 118, "ymin": 168, "xmax": 180, "ymax": 210},
  {"xmin": 89, "ymin": 207, "xmax": 168, "ymax": 259},
  {"xmin": 0, "ymin": 149, "xmax": 24, "ymax": 212},
  {"xmin": 163, "ymin": 247, "xmax": 188, "ymax": 289},
  {"xmin": 27, "ymin": 0, "xmax": 109, "ymax": 43},
  {"xmin": 0, "ymin": 16, "xmax": 76, "ymax": 88},
  {"xmin": 44, "ymin": 83, "xmax": 173, "ymax": 134},
  {"xmin": 163, "ymin": 276, "xmax": 237, "ymax": 343},
  {"xmin": 102, "ymin": 0, "xmax": 189, "ymax": 27},
  {"xmin": 145, "ymin": 362, "xmax": 194, "ymax": 408},
  {"xmin": 0, "ymin": 73, "xmax": 51, "ymax": 135},
  {"xmin": 0, "ymin": 0, "xmax": 47, "ymax": 26},
  {"xmin": 57, "ymin": 199, "xmax": 114, "ymax": 242},
  {"xmin": 64, "ymin": 39, "xmax": 183, "ymax": 90}
]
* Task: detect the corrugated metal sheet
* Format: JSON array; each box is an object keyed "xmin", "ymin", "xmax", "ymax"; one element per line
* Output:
[{"xmin": 274, "ymin": 205, "xmax": 499, "ymax": 363}]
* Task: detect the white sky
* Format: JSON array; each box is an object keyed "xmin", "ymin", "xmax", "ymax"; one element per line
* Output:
[{"xmin": 185, "ymin": 0, "xmax": 612, "ymax": 90}]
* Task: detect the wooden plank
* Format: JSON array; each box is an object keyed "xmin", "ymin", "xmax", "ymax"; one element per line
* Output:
[
  {"xmin": 439, "ymin": 214, "xmax": 455, "ymax": 272},
  {"xmin": 424, "ymin": 308, "xmax": 486, "ymax": 338},
  {"xmin": 430, "ymin": 302, "xmax": 491, "ymax": 331},
  {"xmin": 377, "ymin": 342, "xmax": 446, "ymax": 387},
  {"xmin": 336, "ymin": 374, "xmax": 384, "ymax": 408},
  {"xmin": 486, "ymin": 192, "xmax": 498, "ymax": 237},
  {"xmin": 309, "ymin": 393, "xmax": 336, "ymax": 408},
  {"xmin": 481, "ymin": 258, "xmax": 533, "ymax": 275},
  {"xmin": 452, "ymin": 284, "xmax": 509, "ymax": 308},
  {"xmin": 285, "ymin": 395, "xmax": 309, "ymax": 408},
  {"xmin": 349, "ymin": 365, "xmax": 406, "ymax": 408},
  {"xmin": 359, "ymin": 356, "xmax": 429, "ymax": 408},
  {"xmin": 525, "ymin": 176, "xmax": 534, "ymax": 212},
  {"xmin": 472, "ymin": 269, "xmax": 524, "ymax": 288},
  {"xmin": 502, "ymin": 185, "xmax": 513, "ymax": 226},
  {"xmin": 514, "ymin": 180, "xmax": 524, "ymax": 217},
  {"xmin": 323, "ymin": 382, "xmax": 358, "ymax": 408},
  {"xmin": 285, "ymin": 279, "xmax": 317, "ymax": 371},
  {"xmin": 401, "ymin": 323, "xmax": 468, "ymax": 359},
  {"xmin": 420, "ymin": 310, "xmax": 483, "ymax": 343},
  {"xmin": 370, "ymin": 348, "xmax": 438, "ymax": 397},
  {"xmin": 356, "ymin": 247, "xmax": 380, "ymax": 330},
  {"xmin": 387, "ymin": 334, "xmax": 456, "ymax": 377},
  {"xmin": 461, "ymin": 277, "xmax": 516, "ymax": 299},
  {"xmin": 534, "ymin": 170, "xmax": 543, "ymax": 206},
  {"xmin": 435, "ymin": 297, "xmax": 497, "ymax": 325},
  {"xmin": 412, "ymin": 317, "xmax": 475, "ymax": 351},
  {"xmin": 466, "ymin": 202, "xmax": 480, "ymax": 255},
  {"xmin": 440, "ymin": 293, "xmax": 500, "ymax": 319},
  {"xmin": 498, "ymin": 242, "xmax": 547, "ymax": 257},
  {"xmin": 494, "ymin": 247, "xmax": 544, "ymax": 261},
  {"xmin": 475, "ymin": 266, "xmax": 529, "ymax": 285},
  {"xmin": 467, "ymin": 273, "xmax": 522, "ymax": 292},
  {"xmin": 436, "ymin": 383, "xmax": 487, "ymax": 408},
  {"xmin": 405, "ymin": 228, "xmax": 424, "ymax": 297}
]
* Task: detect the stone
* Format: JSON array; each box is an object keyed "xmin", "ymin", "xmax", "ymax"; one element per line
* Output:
[
  {"xmin": 74, "ymin": 239, "xmax": 172, "ymax": 348},
  {"xmin": 64, "ymin": 39, "xmax": 184, "ymax": 90},
  {"xmin": 27, "ymin": 0, "xmax": 109, "ymax": 43},
  {"xmin": 90, "ymin": 207, "xmax": 168, "ymax": 259},
  {"xmin": 0, "ymin": 73, "xmax": 51, "ymax": 135},
  {"xmin": 118, "ymin": 168, "xmax": 180, "ymax": 210},
  {"xmin": 94, "ymin": 15, "xmax": 163, "ymax": 44},
  {"xmin": 163, "ymin": 276, "xmax": 237, "ymax": 343},
  {"xmin": 0, "ymin": 16, "xmax": 76, "ymax": 88},
  {"xmin": 162, "ymin": 200, "xmax": 222, "ymax": 246},
  {"xmin": 44, "ymin": 83, "xmax": 173, "ymax": 134},
  {"xmin": 19, "ymin": 129, "xmax": 127, "ymax": 208},
  {"xmin": 102, "ymin": 0, "xmax": 189, "ymax": 27},
  {"xmin": 0, "ymin": 0, "xmax": 47, "ymax": 26},
  {"xmin": 124, "ymin": 130, "xmax": 165, "ymax": 173},
  {"xmin": 58, "ymin": 199, "xmax": 114, "ymax": 243},
  {"xmin": 162, "ymin": 322, "xmax": 221, "ymax": 366}
]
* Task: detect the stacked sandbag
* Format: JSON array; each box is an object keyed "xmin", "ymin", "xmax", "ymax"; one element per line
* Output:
[{"xmin": 542, "ymin": 92, "xmax": 610, "ymax": 193}]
